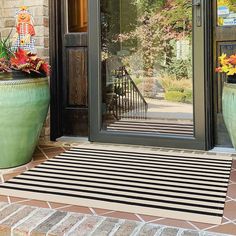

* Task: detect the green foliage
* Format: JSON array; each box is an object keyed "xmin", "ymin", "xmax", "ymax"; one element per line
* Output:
[
  {"xmin": 161, "ymin": 0, "xmax": 192, "ymax": 35},
  {"xmin": 159, "ymin": 74, "xmax": 192, "ymax": 92},
  {"xmin": 117, "ymin": 0, "xmax": 192, "ymax": 76},
  {"xmin": 0, "ymin": 32, "xmax": 13, "ymax": 72},
  {"xmin": 0, "ymin": 32, "xmax": 13, "ymax": 60},
  {"xmin": 159, "ymin": 73, "xmax": 192, "ymax": 103},
  {"xmin": 184, "ymin": 89, "xmax": 193, "ymax": 103},
  {"xmin": 165, "ymin": 90, "xmax": 192, "ymax": 103},
  {"xmin": 167, "ymin": 87, "xmax": 184, "ymax": 93},
  {"xmin": 131, "ymin": 0, "xmax": 164, "ymax": 13},
  {"xmin": 165, "ymin": 91, "xmax": 186, "ymax": 103},
  {"xmin": 165, "ymin": 57, "xmax": 192, "ymax": 80}
]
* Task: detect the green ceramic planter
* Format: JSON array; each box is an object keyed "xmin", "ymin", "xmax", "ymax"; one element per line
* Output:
[
  {"xmin": 0, "ymin": 75, "xmax": 50, "ymax": 168},
  {"xmin": 222, "ymin": 83, "xmax": 236, "ymax": 149}
]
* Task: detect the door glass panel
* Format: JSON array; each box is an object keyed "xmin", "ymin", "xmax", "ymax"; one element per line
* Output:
[
  {"xmin": 68, "ymin": 0, "xmax": 88, "ymax": 32},
  {"xmin": 217, "ymin": 0, "xmax": 236, "ymax": 26},
  {"xmin": 101, "ymin": 0, "xmax": 194, "ymax": 137}
]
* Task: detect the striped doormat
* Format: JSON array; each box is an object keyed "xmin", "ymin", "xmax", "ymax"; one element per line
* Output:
[
  {"xmin": 0, "ymin": 144, "xmax": 232, "ymax": 224},
  {"xmin": 107, "ymin": 120, "xmax": 194, "ymax": 136}
]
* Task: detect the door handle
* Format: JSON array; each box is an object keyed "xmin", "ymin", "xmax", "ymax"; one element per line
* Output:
[{"xmin": 192, "ymin": 0, "xmax": 202, "ymax": 27}]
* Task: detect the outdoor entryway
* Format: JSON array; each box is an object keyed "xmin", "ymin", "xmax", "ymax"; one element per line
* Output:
[
  {"xmin": 88, "ymin": 0, "xmax": 211, "ymax": 150},
  {"xmin": 50, "ymin": 1, "xmax": 236, "ymax": 150},
  {"xmin": 0, "ymin": 1, "xmax": 236, "ymax": 236}
]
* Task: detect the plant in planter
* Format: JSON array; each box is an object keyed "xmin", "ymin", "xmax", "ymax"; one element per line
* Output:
[
  {"xmin": 0, "ymin": 6, "xmax": 50, "ymax": 169},
  {"xmin": 216, "ymin": 53, "xmax": 236, "ymax": 148},
  {"xmin": 216, "ymin": 53, "xmax": 236, "ymax": 82}
]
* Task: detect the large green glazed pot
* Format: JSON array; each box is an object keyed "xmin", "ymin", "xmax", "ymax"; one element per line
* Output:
[
  {"xmin": 222, "ymin": 83, "xmax": 236, "ymax": 149},
  {"xmin": 0, "ymin": 76, "xmax": 50, "ymax": 168}
]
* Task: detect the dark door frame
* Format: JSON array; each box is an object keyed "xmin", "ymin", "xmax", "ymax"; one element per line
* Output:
[
  {"xmin": 88, "ymin": 0, "xmax": 214, "ymax": 150},
  {"xmin": 49, "ymin": 0, "xmax": 63, "ymax": 140},
  {"xmin": 49, "ymin": 0, "xmax": 214, "ymax": 150},
  {"xmin": 49, "ymin": 0, "xmax": 89, "ymax": 140}
]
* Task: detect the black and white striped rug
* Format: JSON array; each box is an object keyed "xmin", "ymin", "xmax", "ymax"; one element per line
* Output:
[
  {"xmin": 106, "ymin": 120, "xmax": 194, "ymax": 136},
  {"xmin": 0, "ymin": 144, "xmax": 232, "ymax": 224}
]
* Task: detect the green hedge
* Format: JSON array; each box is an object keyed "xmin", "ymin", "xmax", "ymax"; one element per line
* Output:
[
  {"xmin": 184, "ymin": 90, "xmax": 193, "ymax": 103},
  {"xmin": 165, "ymin": 90, "xmax": 192, "ymax": 103}
]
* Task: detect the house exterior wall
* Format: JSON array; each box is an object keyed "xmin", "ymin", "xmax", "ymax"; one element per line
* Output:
[{"xmin": 0, "ymin": 0, "xmax": 50, "ymax": 142}]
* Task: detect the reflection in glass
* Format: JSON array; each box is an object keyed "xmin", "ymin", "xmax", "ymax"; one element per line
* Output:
[
  {"xmin": 101, "ymin": 0, "xmax": 193, "ymax": 136},
  {"xmin": 68, "ymin": 0, "xmax": 87, "ymax": 32},
  {"xmin": 217, "ymin": 0, "xmax": 236, "ymax": 26},
  {"xmin": 215, "ymin": 44, "xmax": 236, "ymax": 146}
]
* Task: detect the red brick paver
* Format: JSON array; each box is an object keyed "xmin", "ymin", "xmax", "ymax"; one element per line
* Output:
[{"xmin": 0, "ymin": 142, "xmax": 235, "ymax": 236}]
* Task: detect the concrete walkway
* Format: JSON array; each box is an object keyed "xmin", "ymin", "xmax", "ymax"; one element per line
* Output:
[
  {"xmin": 0, "ymin": 202, "xmax": 232, "ymax": 236},
  {"xmin": 145, "ymin": 98, "xmax": 193, "ymax": 120}
]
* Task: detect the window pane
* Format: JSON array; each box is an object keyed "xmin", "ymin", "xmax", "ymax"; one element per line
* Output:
[
  {"xmin": 101, "ymin": 0, "xmax": 193, "ymax": 137},
  {"xmin": 68, "ymin": 0, "xmax": 88, "ymax": 32},
  {"xmin": 217, "ymin": 0, "xmax": 236, "ymax": 26}
]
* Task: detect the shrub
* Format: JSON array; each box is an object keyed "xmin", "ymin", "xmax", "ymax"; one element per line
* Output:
[
  {"xmin": 166, "ymin": 57, "xmax": 192, "ymax": 80},
  {"xmin": 159, "ymin": 73, "xmax": 192, "ymax": 92},
  {"xmin": 165, "ymin": 90, "xmax": 193, "ymax": 104},
  {"xmin": 165, "ymin": 91, "xmax": 186, "ymax": 103},
  {"xmin": 183, "ymin": 89, "xmax": 193, "ymax": 103},
  {"xmin": 158, "ymin": 73, "xmax": 193, "ymax": 103}
]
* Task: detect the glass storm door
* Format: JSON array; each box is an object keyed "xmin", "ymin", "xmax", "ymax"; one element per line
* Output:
[{"xmin": 89, "ymin": 0, "xmax": 210, "ymax": 150}]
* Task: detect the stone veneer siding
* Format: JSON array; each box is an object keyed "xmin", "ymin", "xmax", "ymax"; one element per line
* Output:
[{"xmin": 0, "ymin": 0, "xmax": 50, "ymax": 141}]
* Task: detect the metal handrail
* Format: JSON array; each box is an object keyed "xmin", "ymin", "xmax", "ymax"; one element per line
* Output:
[
  {"xmin": 124, "ymin": 68, "xmax": 148, "ymax": 108},
  {"xmin": 107, "ymin": 66, "xmax": 148, "ymax": 120}
]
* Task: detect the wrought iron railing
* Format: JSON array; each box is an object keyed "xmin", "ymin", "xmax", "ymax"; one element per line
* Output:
[{"xmin": 106, "ymin": 66, "xmax": 148, "ymax": 120}]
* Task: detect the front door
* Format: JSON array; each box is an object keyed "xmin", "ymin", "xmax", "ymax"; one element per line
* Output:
[
  {"xmin": 60, "ymin": 0, "xmax": 89, "ymax": 137},
  {"xmin": 50, "ymin": 0, "xmax": 89, "ymax": 139},
  {"xmin": 62, "ymin": 0, "xmax": 89, "ymax": 137},
  {"xmin": 89, "ymin": 0, "xmax": 211, "ymax": 150}
]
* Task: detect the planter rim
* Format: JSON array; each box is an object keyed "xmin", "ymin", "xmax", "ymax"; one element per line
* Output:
[
  {"xmin": 224, "ymin": 82, "xmax": 236, "ymax": 88},
  {"xmin": 0, "ymin": 77, "xmax": 48, "ymax": 86}
]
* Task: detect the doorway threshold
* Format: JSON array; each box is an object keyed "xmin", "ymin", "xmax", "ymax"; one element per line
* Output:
[
  {"xmin": 56, "ymin": 136, "xmax": 89, "ymax": 143},
  {"xmin": 210, "ymin": 147, "xmax": 236, "ymax": 155}
]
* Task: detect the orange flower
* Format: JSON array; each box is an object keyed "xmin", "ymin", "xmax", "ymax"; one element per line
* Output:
[
  {"xmin": 229, "ymin": 54, "xmax": 236, "ymax": 65},
  {"xmin": 216, "ymin": 53, "xmax": 236, "ymax": 76}
]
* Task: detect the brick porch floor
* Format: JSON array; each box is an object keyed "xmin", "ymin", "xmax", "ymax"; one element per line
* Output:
[{"xmin": 0, "ymin": 142, "xmax": 235, "ymax": 235}]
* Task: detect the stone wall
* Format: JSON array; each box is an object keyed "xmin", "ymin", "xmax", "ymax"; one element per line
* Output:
[
  {"xmin": 0, "ymin": 0, "xmax": 50, "ymax": 142},
  {"xmin": 1, "ymin": 0, "xmax": 49, "ymax": 58}
]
